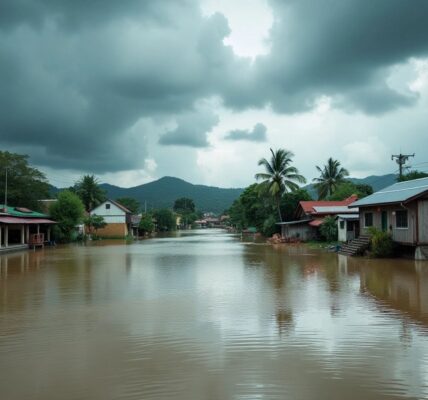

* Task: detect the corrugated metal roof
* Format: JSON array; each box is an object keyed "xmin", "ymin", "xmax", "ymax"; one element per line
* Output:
[
  {"xmin": 299, "ymin": 195, "xmax": 358, "ymax": 214},
  {"xmin": 312, "ymin": 205, "xmax": 358, "ymax": 213},
  {"xmin": 0, "ymin": 204, "xmax": 48, "ymax": 218},
  {"xmin": 351, "ymin": 177, "xmax": 428, "ymax": 207},
  {"xmin": 276, "ymin": 219, "xmax": 312, "ymax": 226}
]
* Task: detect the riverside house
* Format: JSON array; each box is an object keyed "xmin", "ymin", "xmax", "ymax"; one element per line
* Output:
[
  {"xmin": 278, "ymin": 195, "xmax": 358, "ymax": 241},
  {"xmin": 89, "ymin": 200, "xmax": 133, "ymax": 238},
  {"xmin": 0, "ymin": 204, "xmax": 56, "ymax": 252},
  {"xmin": 350, "ymin": 177, "xmax": 428, "ymax": 260}
]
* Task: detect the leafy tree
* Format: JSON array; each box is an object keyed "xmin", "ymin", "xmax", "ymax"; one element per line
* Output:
[
  {"xmin": 173, "ymin": 197, "xmax": 195, "ymax": 213},
  {"xmin": 398, "ymin": 170, "xmax": 428, "ymax": 182},
  {"xmin": 313, "ymin": 157, "xmax": 349, "ymax": 199},
  {"xmin": 116, "ymin": 197, "xmax": 140, "ymax": 213},
  {"xmin": 173, "ymin": 197, "xmax": 197, "ymax": 227},
  {"xmin": 228, "ymin": 183, "xmax": 284, "ymax": 236},
  {"xmin": 49, "ymin": 190, "xmax": 85, "ymax": 241},
  {"xmin": 139, "ymin": 213, "xmax": 154, "ymax": 234},
  {"xmin": 255, "ymin": 148, "xmax": 306, "ymax": 222},
  {"xmin": 84, "ymin": 214, "xmax": 107, "ymax": 236},
  {"xmin": 319, "ymin": 216, "xmax": 338, "ymax": 242},
  {"xmin": 280, "ymin": 189, "xmax": 312, "ymax": 221},
  {"xmin": 74, "ymin": 174, "xmax": 106, "ymax": 212},
  {"xmin": 153, "ymin": 208, "xmax": 176, "ymax": 231},
  {"xmin": 327, "ymin": 181, "xmax": 373, "ymax": 201},
  {"xmin": 0, "ymin": 151, "xmax": 50, "ymax": 210}
]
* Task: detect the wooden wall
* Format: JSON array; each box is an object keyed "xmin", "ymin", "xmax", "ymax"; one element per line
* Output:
[{"xmin": 359, "ymin": 203, "xmax": 417, "ymax": 245}]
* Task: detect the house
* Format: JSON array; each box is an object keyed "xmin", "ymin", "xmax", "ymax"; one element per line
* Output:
[
  {"xmin": 336, "ymin": 214, "xmax": 360, "ymax": 242},
  {"xmin": 277, "ymin": 195, "xmax": 358, "ymax": 241},
  {"xmin": 89, "ymin": 200, "xmax": 133, "ymax": 238},
  {"xmin": 0, "ymin": 204, "xmax": 56, "ymax": 252},
  {"xmin": 350, "ymin": 177, "xmax": 428, "ymax": 260}
]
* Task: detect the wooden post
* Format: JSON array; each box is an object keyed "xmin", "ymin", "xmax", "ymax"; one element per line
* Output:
[
  {"xmin": 47, "ymin": 227, "xmax": 51, "ymax": 242},
  {"xmin": 26, "ymin": 225, "xmax": 29, "ymax": 244},
  {"xmin": 37, "ymin": 224, "xmax": 40, "ymax": 234},
  {"xmin": 21, "ymin": 225, "xmax": 25, "ymax": 244},
  {"xmin": 4, "ymin": 225, "xmax": 8, "ymax": 247},
  {"xmin": 0, "ymin": 225, "xmax": 2, "ymax": 248}
]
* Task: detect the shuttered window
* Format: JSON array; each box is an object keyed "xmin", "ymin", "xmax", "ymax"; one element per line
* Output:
[{"xmin": 396, "ymin": 210, "xmax": 408, "ymax": 228}]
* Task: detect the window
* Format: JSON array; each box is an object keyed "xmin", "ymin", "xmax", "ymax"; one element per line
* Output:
[
  {"xmin": 364, "ymin": 212, "xmax": 373, "ymax": 227},
  {"xmin": 105, "ymin": 203, "xmax": 111, "ymax": 210},
  {"xmin": 396, "ymin": 210, "xmax": 408, "ymax": 228},
  {"xmin": 340, "ymin": 221, "xmax": 345, "ymax": 230}
]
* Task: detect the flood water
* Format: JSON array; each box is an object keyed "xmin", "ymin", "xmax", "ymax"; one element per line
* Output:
[{"xmin": 1, "ymin": 229, "xmax": 428, "ymax": 399}]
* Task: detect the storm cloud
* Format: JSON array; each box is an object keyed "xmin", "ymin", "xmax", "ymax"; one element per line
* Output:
[
  {"xmin": 0, "ymin": 0, "xmax": 427, "ymax": 178},
  {"xmin": 224, "ymin": 123, "xmax": 267, "ymax": 142},
  {"xmin": 159, "ymin": 109, "xmax": 219, "ymax": 148}
]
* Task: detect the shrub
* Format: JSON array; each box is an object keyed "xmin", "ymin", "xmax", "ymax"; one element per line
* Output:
[
  {"xmin": 368, "ymin": 227, "xmax": 395, "ymax": 257},
  {"xmin": 49, "ymin": 190, "xmax": 85, "ymax": 242},
  {"xmin": 319, "ymin": 216, "xmax": 338, "ymax": 242}
]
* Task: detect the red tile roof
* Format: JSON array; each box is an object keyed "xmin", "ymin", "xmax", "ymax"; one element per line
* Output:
[{"xmin": 299, "ymin": 195, "xmax": 358, "ymax": 215}]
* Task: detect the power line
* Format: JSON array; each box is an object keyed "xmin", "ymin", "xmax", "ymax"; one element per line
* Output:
[{"xmin": 391, "ymin": 153, "xmax": 415, "ymax": 179}]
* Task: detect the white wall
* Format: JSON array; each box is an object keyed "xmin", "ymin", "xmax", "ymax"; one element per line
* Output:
[{"xmin": 90, "ymin": 201, "xmax": 126, "ymax": 224}]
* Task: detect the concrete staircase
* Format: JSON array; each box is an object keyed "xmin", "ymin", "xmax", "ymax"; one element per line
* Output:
[
  {"xmin": 415, "ymin": 246, "xmax": 428, "ymax": 261},
  {"xmin": 338, "ymin": 235, "xmax": 370, "ymax": 257}
]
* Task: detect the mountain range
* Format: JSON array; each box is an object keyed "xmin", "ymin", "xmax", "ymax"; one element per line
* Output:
[
  {"xmin": 100, "ymin": 176, "xmax": 243, "ymax": 214},
  {"xmin": 51, "ymin": 174, "xmax": 398, "ymax": 214}
]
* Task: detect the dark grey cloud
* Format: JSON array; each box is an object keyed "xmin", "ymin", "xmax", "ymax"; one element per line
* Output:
[
  {"xmin": 159, "ymin": 109, "xmax": 219, "ymax": 148},
  {"xmin": 240, "ymin": 0, "xmax": 428, "ymax": 114},
  {"xmin": 224, "ymin": 123, "xmax": 267, "ymax": 142},
  {"xmin": 0, "ymin": 1, "xmax": 238, "ymax": 171},
  {"xmin": 0, "ymin": 0, "xmax": 427, "ymax": 175}
]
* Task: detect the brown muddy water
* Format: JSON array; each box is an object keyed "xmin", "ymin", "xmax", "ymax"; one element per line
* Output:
[{"xmin": 1, "ymin": 229, "xmax": 428, "ymax": 400}]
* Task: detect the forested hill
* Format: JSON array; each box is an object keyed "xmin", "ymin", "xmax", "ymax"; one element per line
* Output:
[{"xmin": 98, "ymin": 177, "xmax": 244, "ymax": 214}]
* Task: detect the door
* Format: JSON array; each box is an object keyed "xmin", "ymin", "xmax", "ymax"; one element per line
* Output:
[
  {"xmin": 381, "ymin": 211, "xmax": 388, "ymax": 232},
  {"xmin": 419, "ymin": 200, "xmax": 428, "ymax": 243}
]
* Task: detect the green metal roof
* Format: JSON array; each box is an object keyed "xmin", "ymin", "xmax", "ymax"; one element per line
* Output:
[
  {"xmin": 351, "ymin": 177, "xmax": 428, "ymax": 207},
  {"xmin": 0, "ymin": 204, "xmax": 48, "ymax": 218}
]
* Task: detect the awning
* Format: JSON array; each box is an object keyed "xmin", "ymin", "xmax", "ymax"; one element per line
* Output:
[
  {"xmin": 0, "ymin": 217, "xmax": 56, "ymax": 224},
  {"xmin": 308, "ymin": 219, "xmax": 324, "ymax": 227}
]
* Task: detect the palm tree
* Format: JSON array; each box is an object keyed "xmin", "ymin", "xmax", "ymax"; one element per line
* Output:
[
  {"xmin": 255, "ymin": 148, "xmax": 306, "ymax": 222},
  {"xmin": 313, "ymin": 157, "xmax": 349, "ymax": 199},
  {"xmin": 74, "ymin": 174, "xmax": 106, "ymax": 212}
]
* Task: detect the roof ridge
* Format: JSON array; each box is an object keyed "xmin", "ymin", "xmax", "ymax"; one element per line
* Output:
[
  {"xmin": 395, "ymin": 176, "xmax": 428, "ymax": 185},
  {"xmin": 378, "ymin": 183, "xmax": 428, "ymax": 194}
]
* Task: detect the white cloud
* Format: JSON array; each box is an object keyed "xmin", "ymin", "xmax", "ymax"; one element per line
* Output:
[{"xmin": 201, "ymin": 0, "xmax": 273, "ymax": 59}]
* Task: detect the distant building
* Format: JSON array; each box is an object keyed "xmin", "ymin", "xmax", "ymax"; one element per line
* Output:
[
  {"xmin": 351, "ymin": 177, "xmax": 428, "ymax": 260},
  {"xmin": 0, "ymin": 204, "xmax": 56, "ymax": 251},
  {"xmin": 89, "ymin": 200, "xmax": 132, "ymax": 238}
]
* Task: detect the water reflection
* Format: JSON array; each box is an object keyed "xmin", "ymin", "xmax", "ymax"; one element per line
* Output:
[{"xmin": 0, "ymin": 230, "xmax": 428, "ymax": 399}]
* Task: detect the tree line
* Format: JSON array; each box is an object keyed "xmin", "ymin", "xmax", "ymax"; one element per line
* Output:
[{"xmin": 229, "ymin": 149, "xmax": 376, "ymax": 237}]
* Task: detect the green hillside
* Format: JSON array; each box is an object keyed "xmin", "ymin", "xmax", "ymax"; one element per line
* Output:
[{"xmin": 99, "ymin": 177, "xmax": 243, "ymax": 214}]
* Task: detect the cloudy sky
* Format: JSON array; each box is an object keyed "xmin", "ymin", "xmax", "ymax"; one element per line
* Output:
[{"xmin": 1, "ymin": 0, "xmax": 428, "ymax": 188}]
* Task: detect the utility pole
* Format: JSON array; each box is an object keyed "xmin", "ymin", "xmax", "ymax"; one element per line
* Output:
[{"xmin": 392, "ymin": 153, "xmax": 415, "ymax": 179}]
